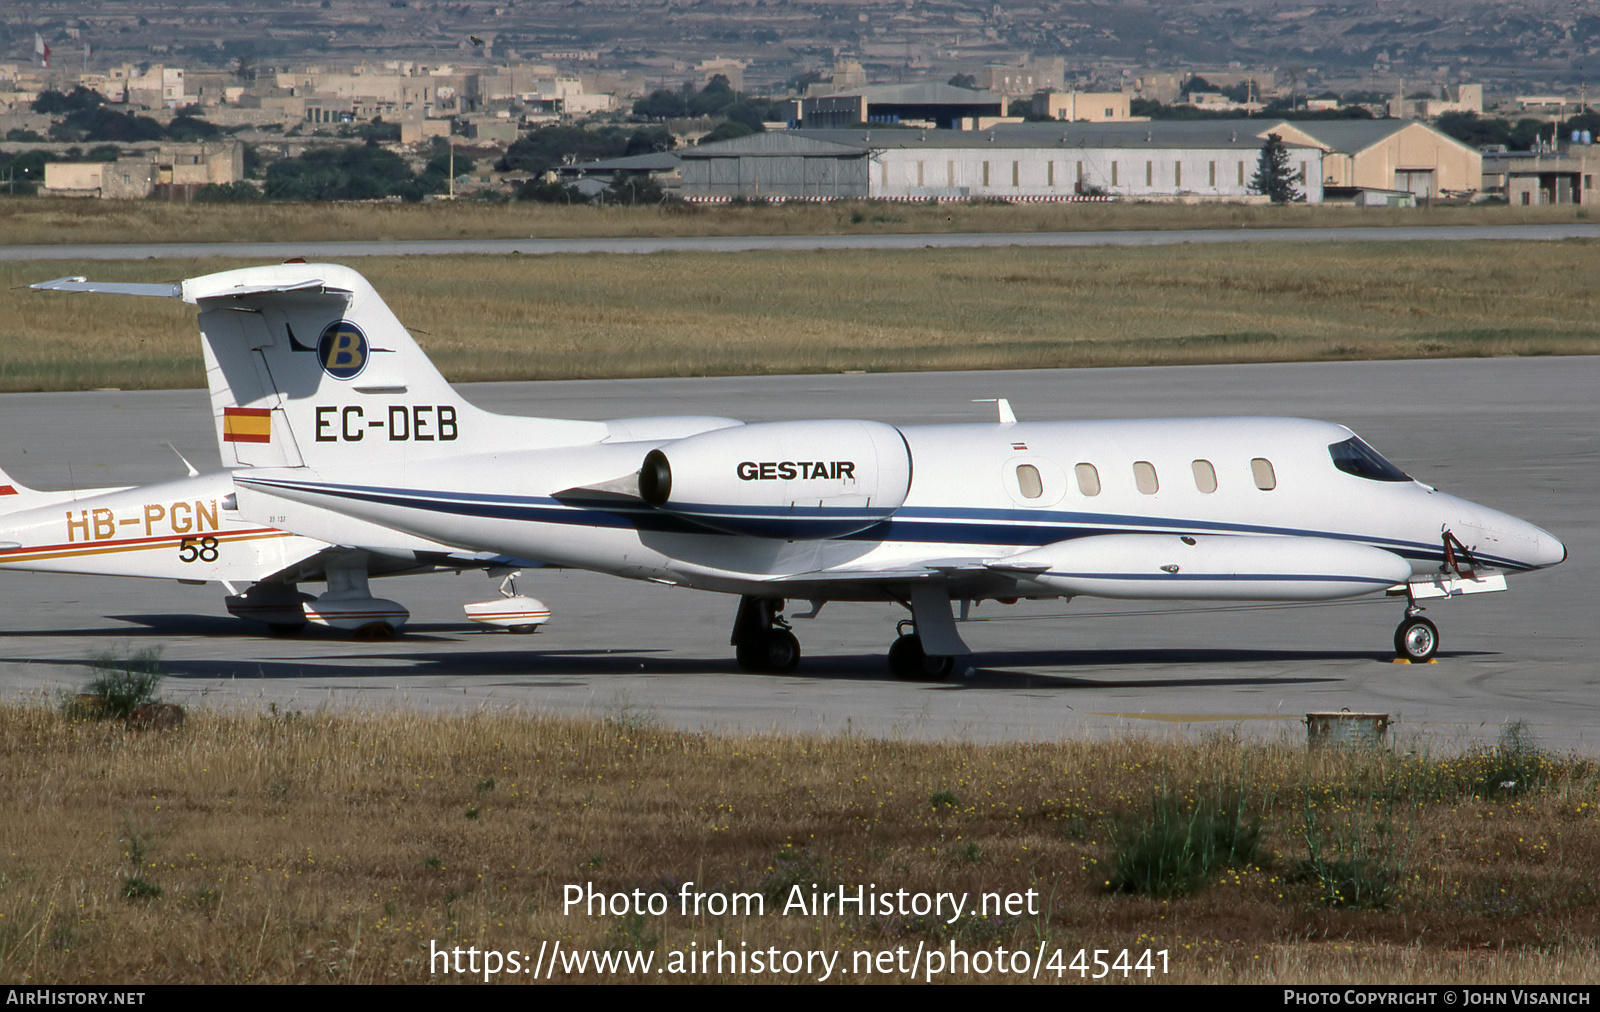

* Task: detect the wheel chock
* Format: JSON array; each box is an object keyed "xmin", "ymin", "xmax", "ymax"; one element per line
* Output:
[{"xmin": 1390, "ymin": 657, "xmax": 1439, "ymax": 665}]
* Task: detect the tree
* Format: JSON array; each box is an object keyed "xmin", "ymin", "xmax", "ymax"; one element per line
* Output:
[
  {"xmin": 1250, "ymin": 133, "xmax": 1300, "ymax": 203},
  {"xmin": 701, "ymin": 119, "xmax": 756, "ymax": 143}
]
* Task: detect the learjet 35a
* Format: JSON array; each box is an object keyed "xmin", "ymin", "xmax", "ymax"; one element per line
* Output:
[{"xmin": 32, "ymin": 264, "xmax": 1565, "ymax": 678}]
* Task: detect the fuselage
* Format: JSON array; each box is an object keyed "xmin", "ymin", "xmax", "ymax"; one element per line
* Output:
[{"xmin": 236, "ymin": 415, "xmax": 1564, "ymax": 604}]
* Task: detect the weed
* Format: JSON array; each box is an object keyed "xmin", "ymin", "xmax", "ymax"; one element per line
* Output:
[
  {"xmin": 929, "ymin": 789, "xmax": 960, "ymax": 809},
  {"xmin": 605, "ymin": 697, "xmax": 659, "ymax": 735},
  {"xmin": 423, "ymin": 856, "xmax": 443, "ymax": 871},
  {"xmin": 606, "ymin": 911, "xmax": 659, "ymax": 953},
  {"xmin": 580, "ymin": 854, "xmax": 604, "ymax": 869},
  {"xmin": 476, "ymin": 777, "xmax": 496, "ymax": 794},
  {"xmin": 465, "ymin": 806, "xmax": 480, "ymax": 820},
  {"xmin": 67, "ymin": 648, "xmax": 164, "ymax": 720},
  {"xmin": 952, "ymin": 841, "xmax": 983, "ymax": 865},
  {"xmin": 1478, "ymin": 720, "xmax": 1551, "ymax": 799},
  {"xmin": 1107, "ymin": 787, "xmax": 1263, "ymax": 897},
  {"xmin": 121, "ymin": 876, "xmax": 161, "ymax": 901},
  {"xmin": 758, "ymin": 846, "xmax": 836, "ymax": 904},
  {"xmin": 120, "ymin": 814, "xmax": 152, "ymax": 869},
  {"xmin": 184, "ymin": 888, "xmax": 220, "ymax": 914},
  {"xmin": 1295, "ymin": 789, "xmax": 1412, "ymax": 910},
  {"xmin": 266, "ymin": 702, "xmax": 303, "ymax": 723}
]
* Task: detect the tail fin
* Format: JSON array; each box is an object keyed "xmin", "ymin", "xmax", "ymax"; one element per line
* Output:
[
  {"xmin": 0, "ymin": 463, "xmax": 45, "ymax": 509},
  {"xmin": 0, "ymin": 462, "xmax": 124, "ymax": 511},
  {"xmin": 35, "ymin": 265, "xmax": 607, "ymax": 477}
]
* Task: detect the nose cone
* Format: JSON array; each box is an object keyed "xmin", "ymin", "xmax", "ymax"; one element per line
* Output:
[
  {"xmin": 1456, "ymin": 507, "xmax": 1566, "ymax": 573},
  {"xmin": 1528, "ymin": 524, "xmax": 1567, "ymax": 570}
]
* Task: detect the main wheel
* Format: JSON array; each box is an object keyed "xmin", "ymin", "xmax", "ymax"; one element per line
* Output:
[
  {"xmin": 762, "ymin": 630, "xmax": 801, "ymax": 674},
  {"xmin": 735, "ymin": 630, "xmax": 801, "ymax": 673},
  {"xmin": 888, "ymin": 634, "xmax": 955, "ymax": 682},
  {"xmin": 1394, "ymin": 616, "xmax": 1439, "ymax": 661}
]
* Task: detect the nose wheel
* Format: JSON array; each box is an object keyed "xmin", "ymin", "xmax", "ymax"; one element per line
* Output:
[{"xmin": 1394, "ymin": 613, "xmax": 1439, "ymax": 662}]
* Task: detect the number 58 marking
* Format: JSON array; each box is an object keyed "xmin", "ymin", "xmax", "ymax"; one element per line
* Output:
[{"xmin": 178, "ymin": 536, "xmax": 219, "ymax": 563}]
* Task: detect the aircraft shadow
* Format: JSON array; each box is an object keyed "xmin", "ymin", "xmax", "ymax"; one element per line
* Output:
[
  {"xmin": 0, "ymin": 615, "xmax": 473, "ymax": 643},
  {"xmin": 2, "ymin": 643, "xmax": 1490, "ymax": 689}
]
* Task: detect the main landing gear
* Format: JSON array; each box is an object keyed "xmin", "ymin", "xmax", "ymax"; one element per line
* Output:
[
  {"xmin": 729, "ymin": 590, "xmax": 970, "ymax": 680},
  {"xmin": 731, "ymin": 596, "xmax": 801, "ymax": 674},
  {"xmin": 888, "ymin": 620, "xmax": 956, "ymax": 682}
]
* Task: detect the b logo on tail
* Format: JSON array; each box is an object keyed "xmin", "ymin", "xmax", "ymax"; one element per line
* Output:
[{"xmin": 317, "ymin": 321, "xmax": 368, "ymax": 380}]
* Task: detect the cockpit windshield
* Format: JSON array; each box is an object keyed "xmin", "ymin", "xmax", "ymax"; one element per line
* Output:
[{"xmin": 1329, "ymin": 437, "xmax": 1411, "ymax": 482}]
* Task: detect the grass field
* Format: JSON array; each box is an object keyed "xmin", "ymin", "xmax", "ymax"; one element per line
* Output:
[
  {"xmin": 0, "ymin": 197, "xmax": 1594, "ymax": 247},
  {"xmin": 2, "ymin": 701, "xmax": 1595, "ymax": 984},
  {"xmin": 3, "ymin": 239, "xmax": 1597, "ymax": 391}
]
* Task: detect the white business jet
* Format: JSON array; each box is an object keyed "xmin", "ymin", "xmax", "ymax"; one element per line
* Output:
[
  {"xmin": 32, "ymin": 264, "xmax": 1565, "ymax": 678},
  {"xmin": 0, "ymin": 462, "xmax": 550, "ymax": 636}
]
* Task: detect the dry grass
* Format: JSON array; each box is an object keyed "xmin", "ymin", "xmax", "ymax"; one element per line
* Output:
[
  {"xmin": 3, "ymin": 240, "xmax": 1598, "ymax": 391},
  {"xmin": 1, "ymin": 196, "xmax": 1595, "ymax": 247},
  {"xmin": 1, "ymin": 701, "xmax": 1596, "ymax": 984}
]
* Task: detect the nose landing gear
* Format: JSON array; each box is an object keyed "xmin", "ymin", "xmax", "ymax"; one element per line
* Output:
[{"xmin": 1394, "ymin": 608, "xmax": 1439, "ymax": 662}]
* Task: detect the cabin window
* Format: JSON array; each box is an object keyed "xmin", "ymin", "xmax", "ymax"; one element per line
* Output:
[
  {"xmin": 1192, "ymin": 459, "xmax": 1217, "ymax": 493},
  {"xmin": 1016, "ymin": 464, "xmax": 1044, "ymax": 499},
  {"xmin": 1328, "ymin": 437, "xmax": 1411, "ymax": 482},
  {"xmin": 1075, "ymin": 463, "xmax": 1101, "ymax": 497},
  {"xmin": 1133, "ymin": 461, "xmax": 1159, "ymax": 495},
  {"xmin": 1251, "ymin": 457, "xmax": 1277, "ymax": 491}
]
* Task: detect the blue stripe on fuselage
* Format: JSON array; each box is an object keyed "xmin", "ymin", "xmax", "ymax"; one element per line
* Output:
[{"xmin": 236, "ymin": 477, "xmax": 1534, "ymax": 573}]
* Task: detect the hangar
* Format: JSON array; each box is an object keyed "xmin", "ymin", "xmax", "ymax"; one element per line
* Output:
[
  {"xmin": 673, "ymin": 122, "xmax": 1325, "ymax": 202},
  {"xmin": 1267, "ymin": 119, "xmax": 1481, "ymax": 199},
  {"xmin": 796, "ymin": 82, "xmax": 1005, "ymax": 131}
]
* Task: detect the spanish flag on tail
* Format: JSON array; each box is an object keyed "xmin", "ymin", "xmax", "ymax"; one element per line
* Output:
[{"xmin": 222, "ymin": 407, "xmax": 271, "ymax": 444}]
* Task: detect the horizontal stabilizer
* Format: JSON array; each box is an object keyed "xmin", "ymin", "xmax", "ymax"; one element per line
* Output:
[
  {"xmin": 29, "ymin": 275, "xmax": 350, "ymax": 304},
  {"xmin": 30, "ymin": 277, "xmax": 182, "ymax": 299}
]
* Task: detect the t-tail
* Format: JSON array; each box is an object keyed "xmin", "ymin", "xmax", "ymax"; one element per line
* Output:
[{"xmin": 33, "ymin": 264, "xmax": 608, "ymax": 482}]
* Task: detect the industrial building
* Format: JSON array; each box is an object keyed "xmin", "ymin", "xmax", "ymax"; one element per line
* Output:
[
  {"xmin": 42, "ymin": 141, "xmax": 246, "ymax": 199},
  {"xmin": 1482, "ymin": 146, "xmax": 1599, "ymax": 205}
]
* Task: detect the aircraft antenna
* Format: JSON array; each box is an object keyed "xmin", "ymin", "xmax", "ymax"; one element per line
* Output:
[{"xmin": 167, "ymin": 443, "xmax": 200, "ymax": 478}]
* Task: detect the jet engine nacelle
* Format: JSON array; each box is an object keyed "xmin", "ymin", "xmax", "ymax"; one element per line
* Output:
[{"xmin": 639, "ymin": 420, "xmax": 912, "ymax": 539}]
